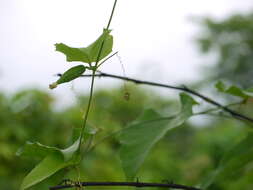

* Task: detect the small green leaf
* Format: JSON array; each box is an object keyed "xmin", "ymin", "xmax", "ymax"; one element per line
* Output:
[
  {"xmin": 119, "ymin": 93, "xmax": 198, "ymax": 180},
  {"xmin": 57, "ymin": 65, "xmax": 86, "ymax": 85},
  {"xmin": 18, "ymin": 139, "xmax": 81, "ymax": 189},
  {"xmin": 55, "ymin": 29, "xmax": 113, "ymax": 64},
  {"xmin": 200, "ymin": 133, "xmax": 253, "ymax": 189},
  {"xmin": 215, "ymin": 81, "xmax": 253, "ymax": 99},
  {"xmin": 49, "ymin": 65, "xmax": 86, "ymax": 89},
  {"xmin": 215, "ymin": 81, "xmax": 226, "ymax": 92}
]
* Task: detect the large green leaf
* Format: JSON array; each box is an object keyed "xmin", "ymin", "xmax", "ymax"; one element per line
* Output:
[
  {"xmin": 55, "ymin": 29, "xmax": 113, "ymax": 64},
  {"xmin": 18, "ymin": 139, "xmax": 81, "ymax": 189},
  {"xmin": 200, "ymin": 132, "xmax": 253, "ymax": 189},
  {"xmin": 215, "ymin": 81, "xmax": 253, "ymax": 99},
  {"xmin": 119, "ymin": 93, "xmax": 198, "ymax": 180},
  {"xmin": 20, "ymin": 154, "xmax": 67, "ymax": 190}
]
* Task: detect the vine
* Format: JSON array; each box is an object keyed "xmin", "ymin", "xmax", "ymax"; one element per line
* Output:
[{"xmin": 16, "ymin": 1, "xmax": 253, "ymax": 190}]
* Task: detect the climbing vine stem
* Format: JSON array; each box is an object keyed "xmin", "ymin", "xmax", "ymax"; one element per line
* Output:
[{"xmin": 78, "ymin": 0, "xmax": 118, "ymax": 152}]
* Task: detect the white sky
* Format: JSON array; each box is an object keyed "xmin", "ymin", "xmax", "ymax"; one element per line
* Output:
[{"xmin": 0, "ymin": 0, "xmax": 252, "ymax": 103}]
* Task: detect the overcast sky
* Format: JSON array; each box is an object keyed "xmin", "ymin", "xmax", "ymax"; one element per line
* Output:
[{"xmin": 0, "ymin": 0, "xmax": 252, "ymax": 103}]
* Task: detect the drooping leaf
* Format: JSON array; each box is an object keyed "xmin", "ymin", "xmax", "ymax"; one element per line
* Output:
[
  {"xmin": 200, "ymin": 133, "xmax": 253, "ymax": 189},
  {"xmin": 55, "ymin": 29, "xmax": 113, "ymax": 64},
  {"xmin": 119, "ymin": 93, "xmax": 198, "ymax": 180},
  {"xmin": 215, "ymin": 81, "xmax": 253, "ymax": 99},
  {"xmin": 18, "ymin": 139, "xmax": 81, "ymax": 189},
  {"xmin": 49, "ymin": 65, "xmax": 86, "ymax": 89},
  {"xmin": 57, "ymin": 65, "xmax": 86, "ymax": 85}
]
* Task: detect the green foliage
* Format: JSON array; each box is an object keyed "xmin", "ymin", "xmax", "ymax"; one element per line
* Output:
[
  {"xmin": 57, "ymin": 65, "xmax": 86, "ymax": 85},
  {"xmin": 215, "ymin": 81, "xmax": 253, "ymax": 99},
  {"xmin": 26, "ymin": 12, "xmax": 115, "ymax": 187},
  {"xmin": 18, "ymin": 138, "xmax": 80, "ymax": 189},
  {"xmin": 55, "ymin": 29, "xmax": 113, "ymax": 64},
  {"xmin": 119, "ymin": 93, "xmax": 198, "ymax": 179},
  {"xmin": 49, "ymin": 65, "xmax": 86, "ymax": 89},
  {"xmin": 197, "ymin": 13, "xmax": 253, "ymax": 87},
  {"xmin": 1, "ymin": 87, "xmax": 253, "ymax": 190},
  {"xmin": 8, "ymin": 1, "xmax": 253, "ymax": 190},
  {"xmin": 201, "ymin": 132, "xmax": 253, "ymax": 189}
]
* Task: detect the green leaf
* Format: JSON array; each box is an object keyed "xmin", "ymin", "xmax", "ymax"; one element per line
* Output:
[
  {"xmin": 57, "ymin": 65, "xmax": 86, "ymax": 84},
  {"xmin": 215, "ymin": 81, "xmax": 253, "ymax": 99},
  {"xmin": 85, "ymin": 29, "xmax": 113, "ymax": 62},
  {"xmin": 119, "ymin": 93, "xmax": 198, "ymax": 180},
  {"xmin": 215, "ymin": 81, "xmax": 226, "ymax": 92},
  {"xmin": 20, "ymin": 154, "xmax": 67, "ymax": 190},
  {"xmin": 55, "ymin": 29, "xmax": 113, "ymax": 64},
  {"xmin": 18, "ymin": 139, "xmax": 81, "ymax": 189},
  {"xmin": 16, "ymin": 141, "xmax": 59, "ymax": 159},
  {"xmin": 55, "ymin": 43, "xmax": 91, "ymax": 63},
  {"xmin": 49, "ymin": 65, "xmax": 86, "ymax": 89},
  {"xmin": 200, "ymin": 133, "xmax": 253, "ymax": 189}
]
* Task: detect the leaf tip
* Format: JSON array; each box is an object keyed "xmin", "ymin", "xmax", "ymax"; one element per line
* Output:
[{"xmin": 49, "ymin": 82, "xmax": 58, "ymax": 89}]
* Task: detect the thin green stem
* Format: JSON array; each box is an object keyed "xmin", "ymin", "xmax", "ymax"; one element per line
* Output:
[
  {"xmin": 194, "ymin": 101, "xmax": 241, "ymax": 115},
  {"xmin": 106, "ymin": 0, "xmax": 118, "ymax": 29},
  {"xmin": 78, "ymin": 70, "xmax": 96, "ymax": 152},
  {"xmin": 95, "ymin": 0, "xmax": 118, "ymax": 65},
  {"xmin": 78, "ymin": 0, "xmax": 118, "ymax": 152},
  {"xmin": 97, "ymin": 51, "xmax": 118, "ymax": 68}
]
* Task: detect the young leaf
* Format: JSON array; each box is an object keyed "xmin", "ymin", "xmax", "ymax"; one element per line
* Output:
[
  {"xmin": 200, "ymin": 132, "xmax": 253, "ymax": 189},
  {"xmin": 18, "ymin": 139, "xmax": 81, "ymax": 189},
  {"xmin": 57, "ymin": 65, "xmax": 86, "ymax": 85},
  {"xmin": 215, "ymin": 81, "xmax": 253, "ymax": 99},
  {"xmin": 49, "ymin": 65, "xmax": 86, "ymax": 89},
  {"xmin": 119, "ymin": 93, "xmax": 198, "ymax": 180},
  {"xmin": 55, "ymin": 29, "xmax": 113, "ymax": 64}
]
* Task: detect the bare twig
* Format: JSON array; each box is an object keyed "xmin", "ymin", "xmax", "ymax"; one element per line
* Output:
[
  {"xmin": 56, "ymin": 72, "xmax": 253, "ymax": 125},
  {"xmin": 49, "ymin": 181, "xmax": 201, "ymax": 190}
]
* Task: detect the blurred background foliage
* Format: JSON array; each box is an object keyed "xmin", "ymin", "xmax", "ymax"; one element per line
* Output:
[
  {"xmin": 1, "ymin": 11, "xmax": 253, "ymax": 190},
  {"xmin": 197, "ymin": 12, "xmax": 253, "ymax": 88}
]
